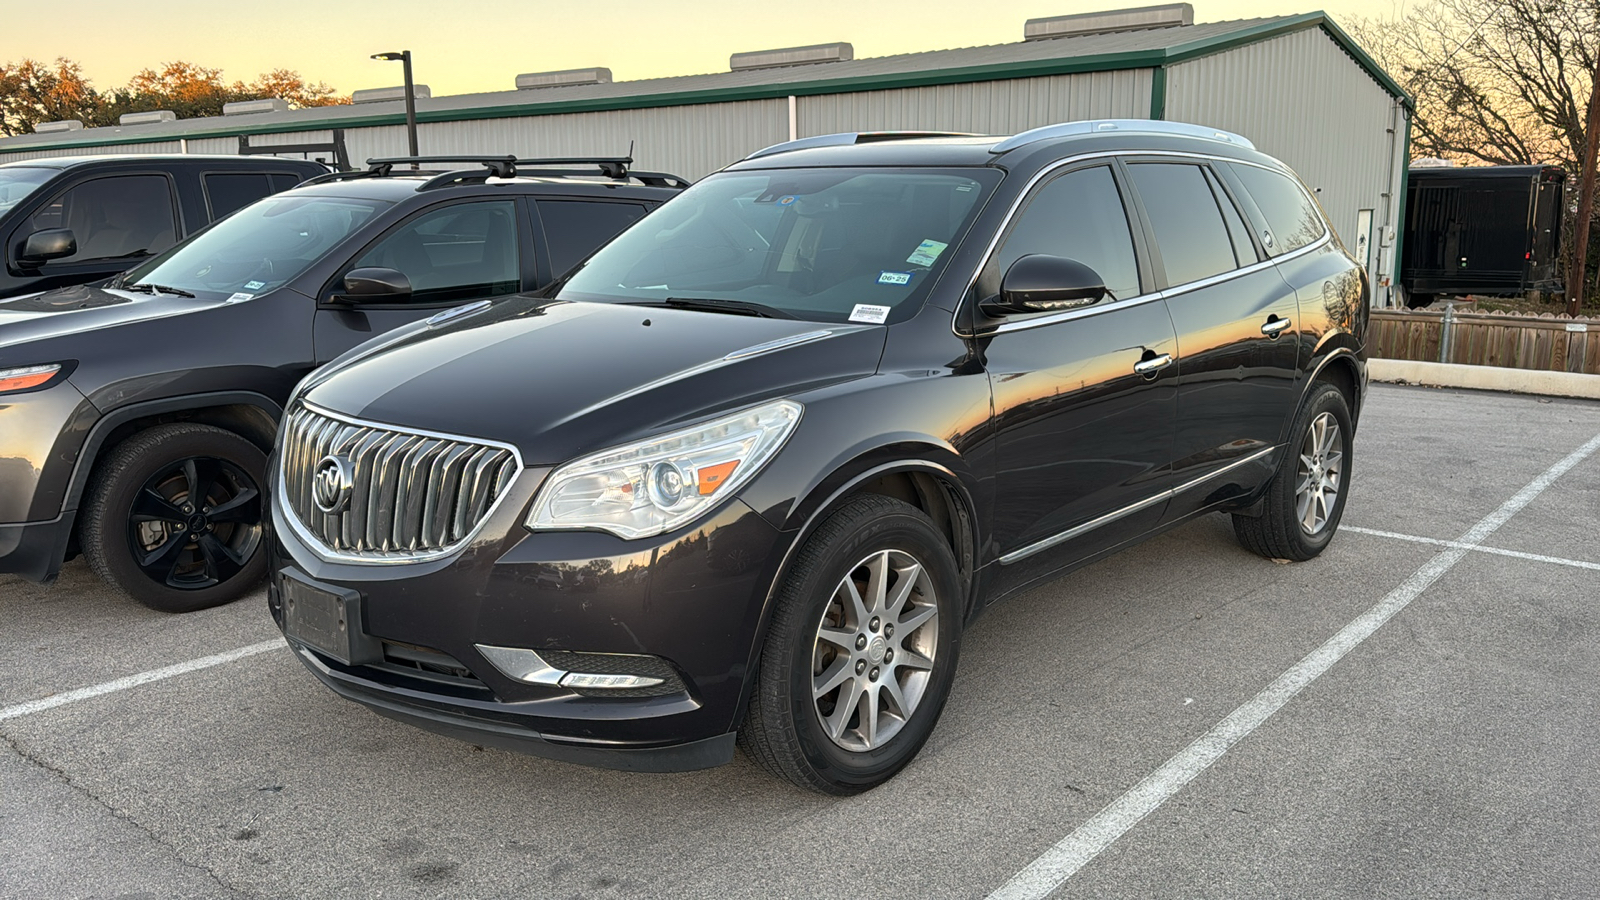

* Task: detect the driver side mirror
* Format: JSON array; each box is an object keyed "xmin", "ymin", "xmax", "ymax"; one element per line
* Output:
[
  {"xmin": 980, "ymin": 254, "xmax": 1108, "ymax": 317},
  {"xmin": 15, "ymin": 228, "xmax": 77, "ymax": 268},
  {"xmin": 334, "ymin": 267, "xmax": 411, "ymax": 303}
]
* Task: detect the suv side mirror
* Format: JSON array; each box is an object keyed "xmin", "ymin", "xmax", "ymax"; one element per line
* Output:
[
  {"xmin": 16, "ymin": 228, "xmax": 77, "ymax": 267},
  {"xmin": 336, "ymin": 267, "xmax": 412, "ymax": 303},
  {"xmin": 981, "ymin": 254, "xmax": 1108, "ymax": 316}
]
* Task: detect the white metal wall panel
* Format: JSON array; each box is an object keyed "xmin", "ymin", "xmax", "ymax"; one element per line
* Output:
[
  {"xmin": 1166, "ymin": 27, "xmax": 1404, "ymax": 295},
  {"xmin": 0, "ymin": 141, "xmax": 186, "ymax": 162},
  {"xmin": 797, "ymin": 70, "xmax": 1153, "ymax": 137},
  {"xmin": 345, "ymin": 101, "xmax": 791, "ymax": 179}
]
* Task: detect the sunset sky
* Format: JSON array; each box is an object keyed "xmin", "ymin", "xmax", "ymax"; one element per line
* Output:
[{"xmin": 3, "ymin": 1, "xmax": 1408, "ymax": 98}]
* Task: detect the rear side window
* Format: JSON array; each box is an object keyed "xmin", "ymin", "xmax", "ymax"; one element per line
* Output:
[
  {"xmin": 27, "ymin": 174, "xmax": 178, "ymax": 263},
  {"xmin": 538, "ymin": 200, "xmax": 647, "ymax": 278},
  {"xmin": 1228, "ymin": 163, "xmax": 1326, "ymax": 255},
  {"xmin": 270, "ymin": 173, "xmax": 305, "ymax": 193},
  {"xmin": 982, "ymin": 165, "xmax": 1140, "ymax": 301},
  {"xmin": 204, "ymin": 173, "xmax": 274, "ymax": 219},
  {"xmin": 1205, "ymin": 168, "xmax": 1258, "ymax": 266},
  {"xmin": 1126, "ymin": 163, "xmax": 1237, "ymax": 286}
]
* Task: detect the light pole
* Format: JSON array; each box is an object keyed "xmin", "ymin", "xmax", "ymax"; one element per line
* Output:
[{"xmin": 371, "ymin": 50, "xmax": 418, "ymax": 159}]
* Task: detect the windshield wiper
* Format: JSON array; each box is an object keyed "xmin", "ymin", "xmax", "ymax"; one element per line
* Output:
[
  {"xmin": 121, "ymin": 283, "xmax": 196, "ymax": 298},
  {"xmin": 662, "ymin": 297, "xmax": 795, "ymax": 319}
]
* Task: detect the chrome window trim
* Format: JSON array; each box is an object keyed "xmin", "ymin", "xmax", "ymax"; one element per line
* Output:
[
  {"xmin": 276, "ymin": 400, "xmax": 525, "ymax": 566},
  {"xmin": 951, "ymin": 149, "xmax": 1333, "ymax": 339},
  {"xmin": 998, "ymin": 445, "xmax": 1276, "ymax": 565}
]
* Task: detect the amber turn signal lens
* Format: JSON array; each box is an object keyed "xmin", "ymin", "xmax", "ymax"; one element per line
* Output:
[
  {"xmin": 0, "ymin": 364, "xmax": 62, "ymax": 394},
  {"xmin": 697, "ymin": 460, "xmax": 740, "ymax": 495}
]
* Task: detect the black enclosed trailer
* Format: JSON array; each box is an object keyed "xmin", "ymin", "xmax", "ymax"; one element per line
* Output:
[{"xmin": 1400, "ymin": 165, "xmax": 1565, "ymax": 307}]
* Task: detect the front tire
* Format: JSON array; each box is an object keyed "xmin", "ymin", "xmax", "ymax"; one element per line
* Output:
[
  {"xmin": 741, "ymin": 495, "xmax": 962, "ymax": 795},
  {"xmin": 1233, "ymin": 382, "xmax": 1353, "ymax": 561},
  {"xmin": 82, "ymin": 424, "xmax": 268, "ymax": 613}
]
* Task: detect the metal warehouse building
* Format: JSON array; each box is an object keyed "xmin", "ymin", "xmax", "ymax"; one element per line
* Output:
[{"xmin": 0, "ymin": 4, "xmax": 1412, "ymax": 304}]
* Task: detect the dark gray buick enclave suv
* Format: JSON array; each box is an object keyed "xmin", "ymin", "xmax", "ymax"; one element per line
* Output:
[{"xmin": 269, "ymin": 121, "xmax": 1369, "ymax": 793}]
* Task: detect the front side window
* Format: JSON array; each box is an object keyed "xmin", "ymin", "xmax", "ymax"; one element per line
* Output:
[
  {"xmin": 350, "ymin": 200, "xmax": 520, "ymax": 305},
  {"xmin": 0, "ymin": 167, "xmax": 53, "ymax": 217},
  {"xmin": 121, "ymin": 193, "xmax": 389, "ymax": 298},
  {"xmin": 1127, "ymin": 163, "xmax": 1238, "ymax": 287},
  {"xmin": 560, "ymin": 167, "xmax": 1000, "ymax": 325},
  {"xmin": 979, "ymin": 165, "xmax": 1140, "ymax": 302},
  {"xmin": 1228, "ymin": 163, "xmax": 1327, "ymax": 255},
  {"xmin": 28, "ymin": 174, "xmax": 178, "ymax": 264}
]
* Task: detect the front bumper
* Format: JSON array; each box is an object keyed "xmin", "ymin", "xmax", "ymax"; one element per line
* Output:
[
  {"xmin": 270, "ymin": 480, "xmax": 792, "ymax": 772},
  {"xmin": 0, "ymin": 515, "xmax": 74, "ymax": 583}
]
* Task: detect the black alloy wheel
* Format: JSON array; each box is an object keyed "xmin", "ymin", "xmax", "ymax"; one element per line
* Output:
[{"xmin": 82, "ymin": 424, "xmax": 269, "ymax": 612}]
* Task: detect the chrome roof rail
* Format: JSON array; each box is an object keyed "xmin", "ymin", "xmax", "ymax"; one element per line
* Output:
[
  {"xmin": 990, "ymin": 119, "xmax": 1256, "ymax": 153},
  {"xmin": 745, "ymin": 131, "xmax": 983, "ymax": 160}
]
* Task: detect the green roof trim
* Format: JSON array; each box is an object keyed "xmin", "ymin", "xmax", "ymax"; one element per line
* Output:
[{"xmin": 4, "ymin": 12, "xmax": 1410, "ymax": 155}]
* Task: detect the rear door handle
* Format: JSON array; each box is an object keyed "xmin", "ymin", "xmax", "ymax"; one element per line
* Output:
[
  {"xmin": 1261, "ymin": 317, "xmax": 1292, "ymax": 336},
  {"xmin": 1133, "ymin": 353, "xmax": 1173, "ymax": 376}
]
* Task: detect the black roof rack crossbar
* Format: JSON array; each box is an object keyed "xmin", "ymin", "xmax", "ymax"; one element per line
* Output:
[
  {"xmin": 366, "ymin": 155, "xmax": 518, "ymax": 177},
  {"xmin": 514, "ymin": 156, "xmax": 633, "ymax": 178}
]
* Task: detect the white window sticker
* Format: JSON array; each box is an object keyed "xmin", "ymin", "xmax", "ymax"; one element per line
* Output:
[
  {"xmin": 243, "ymin": 280, "xmax": 266, "ymax": 290},
  {"xmin": 877, "ymin": 271, "xmax": 911, "ymax": 285},
  {"xmin": 906, "ymin": 239, "xmax": 948, "ymax": 267},
  {"xmin": 225, "ymin": 292, "xmax": 254, "ymax": 303},
  {"xmin": 849, "ymin": 303, "xmax": 891, "ymax": 324}
]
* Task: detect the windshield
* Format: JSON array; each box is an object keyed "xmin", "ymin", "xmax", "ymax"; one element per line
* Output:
[
  {"xmin": 120, "ymin": 193, "xmax": 391, "ymax": 297},
  {"xmin": 0, "ymin": 167, "xmax": 53, "ymax": 216},
  {"xmin": 559, "ymin": 167, "xmax": 1000, "ymax": 324}
]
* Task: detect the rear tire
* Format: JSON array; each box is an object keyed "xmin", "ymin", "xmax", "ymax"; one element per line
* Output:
[
  {"xmin": 740, "ymin": 495, "xmax": 962, "ymax": 795},
  {"xmin": 82, "ymin": 424, "xmax": 268, "ymax": 613},
  {"xmin": 1232, "ymin": 382, "xmax": 1353, "ymax": 561}
]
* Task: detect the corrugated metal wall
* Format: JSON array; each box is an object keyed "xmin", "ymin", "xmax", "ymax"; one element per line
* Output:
[
  {"xmin": 1166, "ymin": 27, "xmax": 1405, "ymax": 298},
  {"xmin": 797, "ymin": 70, "xmax": 1153, "ymax": 136},
  {"xmin": 0, "ymin": 141, "xmax": 187, "ymax": 161}
]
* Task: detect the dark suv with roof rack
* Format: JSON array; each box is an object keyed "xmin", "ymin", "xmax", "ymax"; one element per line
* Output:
[
  {"xmin": 0, "ymin": 155, "xmax": 686, "ymax": 611},
  {"xmin": 269, "ymin": 121, "xmax": 1369, "ymax": 793}
]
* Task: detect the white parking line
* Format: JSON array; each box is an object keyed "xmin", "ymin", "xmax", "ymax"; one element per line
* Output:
[
  {"xmin": 1342, "ymin": 525, "xmax": 1600, "ymax": 572},
  {"xmin": 988, "ymin": 429, "xmax": 1600, "ymax": 900},
  {"xmin": 0, "ymin": 639, "xmax": 283, "ymax": 724}
]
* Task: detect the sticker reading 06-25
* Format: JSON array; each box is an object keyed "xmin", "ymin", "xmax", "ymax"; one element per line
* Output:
[{"xmin": 877, "ymin": 271, "xmax": 912, "ymax": 285}]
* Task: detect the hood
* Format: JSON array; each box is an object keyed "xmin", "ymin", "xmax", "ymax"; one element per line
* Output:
[
  {"xmin": 301, "ymin": 298, "xmax": 885, "ymax": 464},
  {"xmin": 0, "ymin": 283, "xmax": 216, "ymax": 353}
]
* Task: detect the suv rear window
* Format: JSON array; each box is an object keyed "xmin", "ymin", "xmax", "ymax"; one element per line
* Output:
[
  {"xmin": 205, "ymin": 173, "xmax": 275, "ymax": 219},
  {"xmin": 1228, "ymin": 163, "xmax": 1327, "ymax": 255},
  {"xmin": 538, "ymin": 201, "xmax": 647, "ymax": 278},
  {"xmin": 1127, "ymin": 163, "xmax": 1238, "ymax": 286}
]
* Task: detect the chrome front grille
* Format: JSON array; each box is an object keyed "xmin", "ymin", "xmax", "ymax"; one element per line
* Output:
[{"xmin": 280, "ymin": 403, "xmax": 520, "ymax": 560}]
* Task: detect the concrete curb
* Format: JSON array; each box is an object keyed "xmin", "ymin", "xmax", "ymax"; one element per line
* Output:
[{"xmin": 1369, "ymin": 359, "xmax": 1600, "ymax": 400}]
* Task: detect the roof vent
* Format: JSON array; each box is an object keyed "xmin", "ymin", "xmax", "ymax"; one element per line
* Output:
[
  {"xmin": 223, "ymin": 98, "xmax": 291, "ymax": 116},
  {"xmin": 516, "ymin": 67, "xmax": 612, "ymax": 90},
  {"xmin": 730, "ymin": 42, "xmax": 853, "ymax": 71},
  {"xmin": 351, "ymin": 85, "xmax": 432, "ymax": 104},
  {"xmin": 33, "ymin": 119, "xmax": 84, "ymax": 134},
  {"xmin": 119, "ymin": 110, "xmax": 177, "ymax": 126},
  {"xmin": 1025, "ymin": 3, "xmax": 1193, "ymax": 40}
]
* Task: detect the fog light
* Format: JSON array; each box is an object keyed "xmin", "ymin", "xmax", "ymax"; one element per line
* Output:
[{"xmin": 559, "ymin": 672, "xmax": 665, "ymax": 689}]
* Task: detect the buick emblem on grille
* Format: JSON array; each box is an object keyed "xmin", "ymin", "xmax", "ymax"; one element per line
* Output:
[{"xmin": 312, "ymin": 455, "xmax": 355, "ymax": 514}]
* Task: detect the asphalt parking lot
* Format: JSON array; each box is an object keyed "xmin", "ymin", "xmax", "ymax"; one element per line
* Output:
[{"xmin": 3, "ymin": 382, "xmax": 1598, "ymax": 900}]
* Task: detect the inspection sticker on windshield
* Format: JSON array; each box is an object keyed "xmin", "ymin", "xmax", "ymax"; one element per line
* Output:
[
  {"xmin": 849, "ymin": 303, "xmax": 891, "ymax": 324},
  {"xmin": 225, "ymin": 292, "xmax": 254, "ymax": 303},
  {"xmin": 906, "ymin": 239, "xmax": 948, "ymax": 266},
  {"xmin": 877, "ymin": 271, "xmax": 912, "ymax": 285},
  {"xmin": 244, "ymin": 280, "xmax": 266, "ymax": 290}
]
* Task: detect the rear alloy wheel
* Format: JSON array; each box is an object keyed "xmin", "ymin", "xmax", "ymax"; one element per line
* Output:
[
  {"xmin": 1232, "ymin": 382, "xmax": 1353, "ymax": 561},
  {"xmin": 83, "ymin": 424, "xmax": 268, "ymax": 612},
  {"xmin": 741, "ymin": 494, "xmax": 961, "ymax": 794}
]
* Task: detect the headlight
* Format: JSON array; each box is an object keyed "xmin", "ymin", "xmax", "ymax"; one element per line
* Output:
[
  {"xmin": 526, "ymin": 399, "xmax": 802, "ymax": 539},
  {"xmin": 0, "ymin": 363, "xmax": 66, "ymax": 394}
]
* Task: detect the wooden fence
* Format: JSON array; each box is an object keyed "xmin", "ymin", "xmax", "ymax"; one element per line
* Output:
[{"xmin": 1369, "ymin": 309, "xmax": 1600, "ymax": 375}]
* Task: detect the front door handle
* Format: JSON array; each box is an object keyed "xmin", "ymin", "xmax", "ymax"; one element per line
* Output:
[
  {"xmin": 1260, "ymin": 316, "xmax": 1292, "ymax": 337},
  {"xmin": 1133, "ymin": 353, "xmax": 1173, "ymax": 377}
]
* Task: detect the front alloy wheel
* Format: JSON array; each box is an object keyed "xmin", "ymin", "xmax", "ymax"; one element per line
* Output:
[
  {"xmin": 82, "ymin": 424, "xmax": 269, "ymax": 612},
  {"xmin": 742, "ymin": 494, "xmax": 962, "ymax": 795}
]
